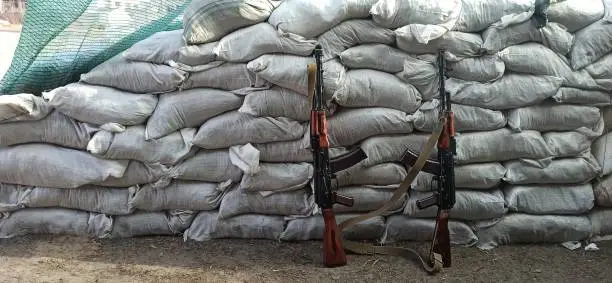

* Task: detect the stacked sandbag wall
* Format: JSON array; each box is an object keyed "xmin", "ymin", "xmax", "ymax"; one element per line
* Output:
[{"xmin": 0, "ymin": 0, "xmax": 610, "ymax": 250}]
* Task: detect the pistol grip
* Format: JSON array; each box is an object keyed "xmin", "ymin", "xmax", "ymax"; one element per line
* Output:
[
  {"xmin": 322, "ymin": 209, "xmax": 347, "ymax": 267},
  {"xmin": 416, "ymin": 194, "xmax": 438, "ymax": 210},
  {"xmin": 333, "ymin": 192, "xmax": 354, "ymax": 207}
]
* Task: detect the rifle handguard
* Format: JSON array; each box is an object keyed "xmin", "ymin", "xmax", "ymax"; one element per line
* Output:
[{"xmin": 432, "ymin": 211, "xmax": 452, "ymax": 268}]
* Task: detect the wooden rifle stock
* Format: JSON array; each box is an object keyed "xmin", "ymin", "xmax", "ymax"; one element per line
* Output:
[
  {"xmin": 432, "ymin": 210, "xmax": 451, "ymax": 267},
  {"xmin": 322, "ymin": 208, "xmax": 347, "ymax": 267}
]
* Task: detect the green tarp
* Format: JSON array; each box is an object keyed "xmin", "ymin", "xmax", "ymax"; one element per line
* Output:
[{"xmin": 0, "ymin": 0, "xmax": 190, "ymax": 95}]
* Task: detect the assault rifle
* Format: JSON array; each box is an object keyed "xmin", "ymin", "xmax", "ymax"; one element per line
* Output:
[
  {"xmin": 332, "ymin": 48, "xmax": 455, "ymax": 274},
  {"xmin": 307, "ymin": 44, "xmax": 368, "ymax": 267},
  {"xmin": 306, "ymin": 46, "xmax": 455, "ymax": 273},
  {"xmin": 400, "ymin": 49, "xmax": 456, "ymax": 269}
]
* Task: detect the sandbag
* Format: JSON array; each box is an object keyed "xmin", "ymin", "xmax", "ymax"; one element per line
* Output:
[
  {"xmin": 192, "ymin": 111, "xmax": 306, "ymax": 149},
  {"xmin": 553, "ymin": 87, "xmax": 612, "ymax": 106},
  {"xmin": 359, "ymin": 134, "xmax": 438, "ymax": 167},
  {"xmin": 0, "ymin": 184, "xmax": 28, "ymax": 212},
  {"xmin": 336, "ymin": 163, "xmax": 407, "ymax": 187},
  {"xmin": 184, "ymin": 211, "xmax": 285, "ymax": 241},
  {"xmin": 591, "ymin": 132, "xmax": 612, "ymax": 175},
  {"xmin": 453, "ymin": 0, "xmax": 535, "ymax": 32},
  {"xmin": 503, "ymin": 154, "xmax": 601, "ymax": 185},
  {"xmin": 318, "ymin": 59, "xmax": 347, "ymax": 97},
  {"xmin": 225, "ymin": 143, "xmax": 267, "ymax": 177},
  {"xmin": 217, "ymin": 187, "xmax": 314, "ymax": 219},
  {"xmin": 0, "ymin": 110, "xmax": 95, "ymax": 149},
  {"xmin": 404, "ymin": 189, "xmax": 507, "ymax": 221},
  {"xmin": 381, "ymin": 216, "xmax": 478, "ymax": 247},
  {"xmin": 499, "ymin": 43, "xmax": 597, "ymax": 89},
  {"xmin": 247, "ymin": 54, "xmax": 345, "ymax": 97},
  {"xmin": 413, "ymin": 99, "xmax": 507, "ymax": 132},
  {"xmin": 0, "ymin": 208, "xmax": 109, "ymax": 238},
  {"xmin": 280, "ymin": 214, "xmax": 385, "ymax": 241},
  {"xmin": 543, "ymin": 130, "xmax": 600, "ymax": 158},
  {"xmin": 371, "ymin": 0, "xmax": 461, "ymax": 35},
  {"xmin": 106, "ymin": 210, "xmax": 195, "ymax": 238},
  {"xmin": 329, "ymin": 186, "xmax": 406, "ymax": 214},
  {"xmin": 0, "ymin": 143, "xmax": 128, "ymax": 189},
  {"xmin": 88, "ymin": 126, "xmax": 196, "ymax": 166},
  {"xmin": 414, "ymin": 162, "xmax": 506, "ymax": 191},
  {"xmin": 177, "ymin": 41, "xmax": 218, "ymax": 66},
  {"xmin": 456, "ymin": 128, "xmax": 553, "ymax": 164},
  {"xmin": 504, "ymin": 184, "xmax": 595, "ymax": 215},
  {"xmin": 605, "ymin": 0, "xmax": 612, "ymax": 21},
  {"xmin": 42, "ymin": 82, "xmax": 158, "ymax": 126},
  {"xmin": 481, "ymin": 20, "xmax": 573, "ymax": 55},
  {"xmin": 267, "ymin": 0, "xmax": 376, "ymax": 38},
  {"xmin": 447, "ymin": 55, "xmax": 505, "ymax": 82},
  {"xmin": 319, "ymin": 107, "xmax": 414, "ymax": 148},
  {"xmin": 446, "ymin": 74, "xmax": 563, "ymax": 110},
  {"xmin": 604, "ymin": 107, "xmax": 612, "ymax": 132},
  {"xmin": 474, "ymin": 214, "xmax": 592, "ymax": 250},
  {"xmin": 507, "ymin": 103, "xmax": 601, "ymax": 132},
  {"xmin": 0, "ymin": 183, "xmax": 132, "ymax": 215},
  {"xmin": 570, "ymin": 19, "xmax": 612, "ymax": 70},
  {"xmin": 172, "ymin": 149, "xmax": 243, "ymax": 183},
  {"xmin": 252, "ymin": 139, "xmax": 350, "ymax": 163},
  {"xmin": 590, "ymin": 209, "xmax": 612, "ymax": 236},
  {"xmin": 548, "ymin": 0, "xmax": 605, "ymax": 32},
  {"xmin": 332, "ymin": 69, "xmax": 422, "ymax": 113},
  {"xmin": 339, "ymin": 44, "xmax": 412, "ymax": 73},
  {"xmin": 146, "ymin": 89, "xmax": 242, "ymax": 140},
  {"xmin": 183, "ymin": 0, "xmax": 281, "ymax": 44},
  {"xmin": 317, "ymin": 19, "xmax": 395, "ymax": 60},
  {"xmin": 95, "ymin": 161, "xmax": 171, "ymax": 188},
  {"xmin": 181, "ymin": 62, "xmax": 269, "ymax": 93},
  {"xmin": 0, "ymin": 93, "xmax": 52, "ymax": 123},
  {"xmin": 214, "ymin": 22, "xmax": 316, "ymax": 62},
  {"xmin": 395, "ymin": 26, "xmax": 484, "ymax": 60},
  {"xmin": 238, "ymin": 87, "xmax": 310, "ymax": 121},
  {"xmin": 253, "ymin": 139, "xmax": 312, "ymax": 163},
  {"xmin": 228, "ymin": 143, "xmax": 261, "ymax": 177},
  {"xmin": 396, "ymin": 56, "xmax": 438, "ymax": 101},
  {"xmin": 240, "ymin": 163, "xmax": 313, "ymax": 195},
  {"xmin": 585, "ymin": 53, "xmax": 612, "ymax": 90},
  {"xmin": 122, "ymin": 29, "xmax": 184, "ymax": 64},
  {"xmin": 401, "ymin": 52, "xmax": 503, "ymax": 90},
  {"xmin": 130, "ymin": 180, "xmax": 229, "ymax": 211},
  {"xmin": 80, "ymin": 55, "xmax": 186, "ymax": 94}
]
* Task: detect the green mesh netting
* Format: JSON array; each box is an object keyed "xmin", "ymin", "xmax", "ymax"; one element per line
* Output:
[{"xmin": 0, "ymin": 0, "xmax": 190, "ymax": 95}]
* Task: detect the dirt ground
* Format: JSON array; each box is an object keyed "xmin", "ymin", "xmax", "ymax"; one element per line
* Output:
[{"xmin": 0, "ymin": 235, "xmax": 609, "ymax": 283}]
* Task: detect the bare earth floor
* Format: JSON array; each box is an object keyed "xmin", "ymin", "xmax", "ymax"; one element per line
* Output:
[{"xmin": 0, "ymin": 235, "xmax": 609, "ymax": 282}]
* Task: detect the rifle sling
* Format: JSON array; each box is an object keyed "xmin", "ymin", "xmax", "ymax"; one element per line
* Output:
[{"xmin": 337, "ymin": 118, "xmax": 445, "ymax": 274}]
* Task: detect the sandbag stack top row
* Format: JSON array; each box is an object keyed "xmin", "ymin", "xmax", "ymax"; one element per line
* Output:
[{"xmin": 0, "ymin": 0, "xmax": 611, "ymax": 246}]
